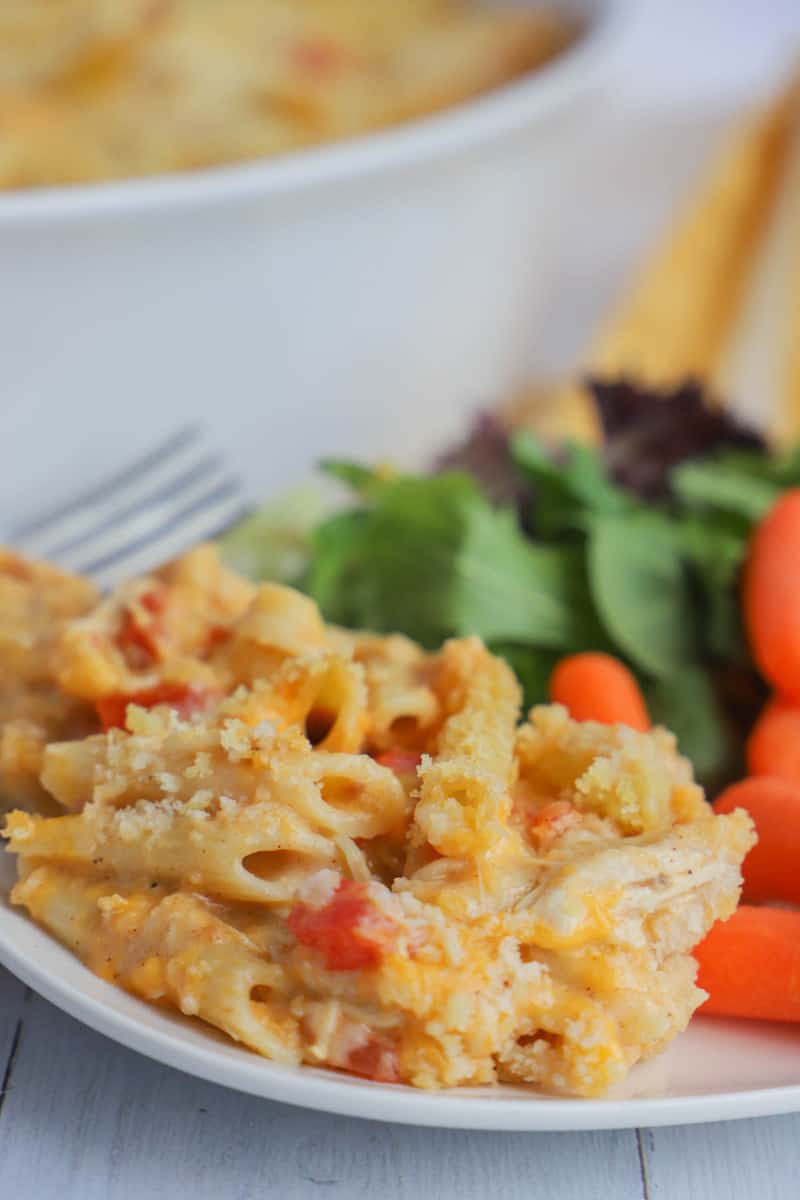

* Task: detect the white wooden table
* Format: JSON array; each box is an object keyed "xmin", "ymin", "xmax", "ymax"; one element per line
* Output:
[
  {"xmin": 3, "ymin": 2, "xmax": 800, "ymax": 1195},
  {"xmin": 1, "ymin": 966, "xmax": 798, "ymax": 1198}
]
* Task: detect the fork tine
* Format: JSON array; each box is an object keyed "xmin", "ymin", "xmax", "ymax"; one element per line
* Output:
[
  {"xmin": 82, "ymin": 480, "xmax": 248, "ymax": 592},
  {"xmin": 44, "ymin": 454, "xmax": 229, "ymax": 562},
  {"xmin": 12, "ymin": 426, "xmax": 209, "ymax": 559},
  {"xmin": 11, "ymin": 426, "xmax": 249, "ymax": 587}
]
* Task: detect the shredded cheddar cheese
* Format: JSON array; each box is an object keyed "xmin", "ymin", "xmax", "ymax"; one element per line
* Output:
[{"xmin": 1, "ymin": 543, "xmax": 754, "ymax": 1096}]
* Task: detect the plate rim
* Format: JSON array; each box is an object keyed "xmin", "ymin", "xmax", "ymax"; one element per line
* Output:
[{"xmin": 1, "ymin": 909, "xmax": 799, "ymax": 1132}]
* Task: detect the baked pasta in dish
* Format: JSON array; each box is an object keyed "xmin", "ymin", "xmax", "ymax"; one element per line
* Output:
[
  {"xmin": 2, "ymin": 545, "xmax": 754, "ymax": 1095},
  {"xmin": 0, "ymin": 0, "xmax": 576, "ymax": 190},
  {"xmin": 0, "ymin": 550, "xmax": 98, "ymax": 812}
]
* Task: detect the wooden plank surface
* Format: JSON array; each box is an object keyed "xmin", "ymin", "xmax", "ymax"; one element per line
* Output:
[
  {"xmin": 2, "ymin": 969, "xmax": 800, "ymax": 1199},
  {"xmin": 0, "ymin": 966, "xmax": 27, "ymax": 1120},
  {"xmin": 643, "ymin": 1115, "xmax": 800, "ymax": 1199},
  {"xmin": 0, "ymin": 978, "xmax": 645, "ymax": 1200}
]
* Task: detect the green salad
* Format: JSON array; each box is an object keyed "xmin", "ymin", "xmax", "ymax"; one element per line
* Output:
[{"xmin": 222, "ymin": 381, "xmax": 800, "ymax": 791}]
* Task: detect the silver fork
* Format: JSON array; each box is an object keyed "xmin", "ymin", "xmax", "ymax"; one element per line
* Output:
[{"xmin": 10, "ymin": 426, "xmax": 248, "ymax": 591}]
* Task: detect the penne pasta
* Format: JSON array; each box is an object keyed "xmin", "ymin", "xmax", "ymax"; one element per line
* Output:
[
  {"xmin": 0, "ymin": 2, "xmax": 576, "ymax": 191},
  {"xmin": 412, "ymin": 638, "xmax": 521, "ymax": 859},
  {"xmin": 14, "ymin": 865, "xmax": 302, "ymax": 1062},
  {"xmin": 0, "ymin": 548, "xmax": 98, "ymax": 809},
  {"xmin": 214, "ymin": 583, "xmax": 327, "ymax": 687},
  {"xmin": 1, "ymin": 546, "xmax": 754, "ymax": 1096},
  {"xmin": 56, "ymin": 543, "xmax": 253, "ymax": 702}
]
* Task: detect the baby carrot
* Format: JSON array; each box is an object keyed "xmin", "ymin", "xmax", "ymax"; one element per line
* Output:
[
  {"xmin": 713, "ymin": 776, "xmax": 800, "ymax": 904},
  {"xmin": 549, "ymin": 652, "xmax": 650, "ymax": 731},
  {"xmin": 747, "ymin": 698, "xmax": 800, "ymax": 783},
  {"xmin": 695, "ymin": 905, "xmax": 800, "ymax": 1023},
  {"xmin": 744, "ymin": 489, "xmax": 800, "ymax": 698}
]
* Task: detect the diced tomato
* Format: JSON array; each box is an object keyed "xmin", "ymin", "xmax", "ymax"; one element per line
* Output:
[
  {"xmin": 1, "ymin": 554, "xmax": 32, "ymax": 581},
  {"xmin": 374, "ymin": 750, "xmax": 422, "ymax": 775},
  {"xmin": 204, "ymin": 623, "xmax": 229, "ymax": 654},
  {"xmin": 529, "ymin": 800, "xmax": 581, "ymax": 846},
  {"xmin": 96, "ymin": 682, "xmax": 215, "ymax": 731},
  {"xmin": 287, "ymin": 879, "xmax": 399, "ymax": 971},
  {"xmin": 140, "ymin": 590, "xmax": 166, "ymax": 616},
  {"xmin": 116, "ymin": 587, "xmax": 168, "ymax": 665},
  {"xmin": 292, "ymin": 37, "xmax": 346, "ymax": 78},
  {"xmin": 346, "ymin": 1036, "xmax": 401, "ymax": 1083}
]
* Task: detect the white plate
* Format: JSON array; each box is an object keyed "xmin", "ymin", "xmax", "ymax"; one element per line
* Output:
[{"xmin": 1, "ymin": 855, "xmax": 799, "ymax": 1130}]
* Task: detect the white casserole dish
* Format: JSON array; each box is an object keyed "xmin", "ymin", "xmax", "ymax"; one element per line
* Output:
[{"xmin": 0, "ymin": 1, "xmax": 625, "ymax": 511}]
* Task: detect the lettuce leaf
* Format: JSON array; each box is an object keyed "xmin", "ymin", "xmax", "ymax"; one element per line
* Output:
[
  {"xmin": 305, "ymin": 468, "xmax": 602, "ymax": 650},
  {"xmin": 512, "ymin": 431, "xmax": 631, "ymax": 535},
  {"xmin": 219, "ymin": 485, "xmax": 324, "ymax": 585},
  {"xmin": 588, "ymin": 511, "xmax": 697, "ymax": 678},
  {"xmin": 645, "ymin": 667, "xmax": 737, "ymax": 791}
]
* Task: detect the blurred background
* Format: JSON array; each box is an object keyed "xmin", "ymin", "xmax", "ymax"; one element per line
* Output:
[
  {"xmin": 2, "ymin": 0, "xmax": 800, "ymax": 522},
  {"xmin": 534, "ymin": 0, "xmax": 800, "ymax": 371}
]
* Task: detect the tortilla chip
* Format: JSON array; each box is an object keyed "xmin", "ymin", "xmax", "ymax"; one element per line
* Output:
[
  {"xmin": 587, "ymin": 70, "xmax": 800, "ymax": 389},
  {"xmin": 500, "ymin": 379, "xmax": 601, "ymax": 445}
]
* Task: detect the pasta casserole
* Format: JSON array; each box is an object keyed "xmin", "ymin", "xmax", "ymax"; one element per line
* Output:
[
  {"xmin": 1, "ymin": 544, "xmax": 754, "ymax": 1095},
  {"xmin": 0, "ymin": 0, "xmax": 575, "ymax": 190}
]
